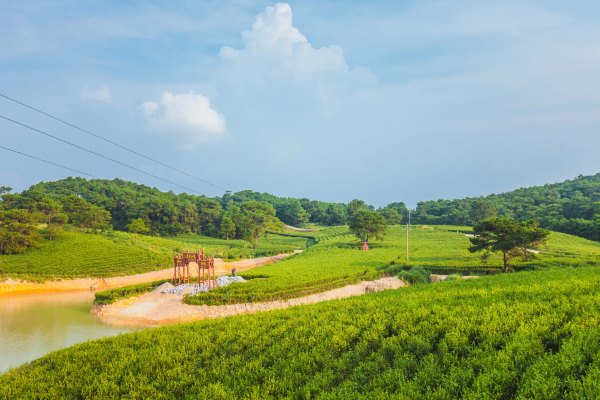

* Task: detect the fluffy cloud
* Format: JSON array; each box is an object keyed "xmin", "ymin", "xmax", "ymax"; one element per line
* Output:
[
  {"xmin": 219, "ymin": 3, "xmax": 347, "ymax": 78},
  {"xmin": 142, "ymin": 92, "xmax": 226, "ymax": 144},
  {"xmin": 81, "ymin": 85, "xmax": 111, "ymax": 102}
]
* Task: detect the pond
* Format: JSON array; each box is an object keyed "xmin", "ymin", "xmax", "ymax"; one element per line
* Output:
[{"xmin": 0, "ymin": 291, "xmax": 137, "ymax": 374}]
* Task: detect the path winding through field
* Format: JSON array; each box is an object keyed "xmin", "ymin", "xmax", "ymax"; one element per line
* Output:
[
  {"xmin": 0, "ymin": 252, "xmax": 299, "ymax": 296},
  {"xmin": 93, "ymin": 277, "xmax": 405, "ymax": 327}
]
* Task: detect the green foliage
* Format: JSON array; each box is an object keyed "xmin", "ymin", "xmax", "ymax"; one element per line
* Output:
[
  {"xmin": 4, "ymin": 267, "xmax": 600, "ymax": 398},
  {"xmin": 469, "ymin": 199, "xmax": 497, "ymax": 222},
  {"xmin": 0, "ymin": 229, "xmax": 310, "ymax": 280},
  {"xmin": 237, "ymin": 201, "xmax": 283, "ymax": 248},
  {"xmin": 397, "ymin": 265, "xmax": 431, "ymax": 284},
  {"xmin": 61, "ymin": 195, "xmax": 111, "ymax": 232},
  {"xmin": 380, "ymin": 208, "xmax": 402, "ymax": 225},
  {"xmin": 185, "ymin": 225, "xmax": 600, "ymax": 305},
  {"xmin": 445, "ymin": 273, "xmax": 462, "ymax": 282},
  {"xmin": 218, "ymin": 215, "xmax": 235, "ymax": 240},
  {"xmin": 0, "ymin": 209, "xmax": 38, "ymax": 254},
  {"xmin": 348, "ymin": 208, "xmax": 387, "ymax": 242},
  {"xmin": 127, "ymin": 218, "xmax": 150, "ymax": 235},
  {"xmin": 276, "ymin": 199, "xmax": 310, "ymax": 227},
  {"xmin": 94, "ymin": 280, "xmax": 169, "ymax": 305},
  {"xmin": 414, "ymin": 173, "xmax": 600, "ymax": 241},
  {"xmin": 469, "ymin": 217, "xmax": 550, "ymax": 272}
]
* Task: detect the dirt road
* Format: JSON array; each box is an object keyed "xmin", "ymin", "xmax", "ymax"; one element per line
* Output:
[
  {"xmin": 92, "ymin": 277, "xmax": 405, "ymax": 326},
  {"xmin": 0, "ymin": 252, "xmax": 298, "ymax": 296}
]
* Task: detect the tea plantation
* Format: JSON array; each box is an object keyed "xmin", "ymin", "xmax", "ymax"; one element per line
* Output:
[
  {"xmin": 184, "ymin": 225, "xmax": 600, "ymax": 305},
  {"xmin": 0, "ymin": 228, "xmax": 310, "ymax": 280},
  {"xmin": 2, "ymin": 266, "xmax": 600, "ymax": 399}
]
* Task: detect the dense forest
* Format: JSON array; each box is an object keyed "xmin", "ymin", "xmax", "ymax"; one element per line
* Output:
[
  {"xmin": 0, "ymin": 177, "xmax": 408, "ymax": 254},
  {"xmin": 1, "ymin": 172, "xmax": 597, "ymax": 255},
  {"xmin": 413, "ymin": 173, "xmax": 600, "ymax": 241}
]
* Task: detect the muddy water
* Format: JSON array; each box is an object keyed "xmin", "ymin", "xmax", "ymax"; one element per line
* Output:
[{"xmin": 0, "ymin": 291, "xmax": 137, "ymax": 374}]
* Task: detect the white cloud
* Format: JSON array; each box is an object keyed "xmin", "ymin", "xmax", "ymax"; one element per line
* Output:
[
  {"xmin": 142, "ymin": 92, "xmax": 226, "ymax": 145},
  {"xmin": 81, "ymin": 85, "xmax": 111, "ymax": 102},
  {"xmin": 219, "ymin": 3, "xmax": 348, "ymax": 79}
]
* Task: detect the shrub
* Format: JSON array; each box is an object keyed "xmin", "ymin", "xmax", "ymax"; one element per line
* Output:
[{"xmin": 397, "ymin": 266, "xmax": 431, "ymax": 284}]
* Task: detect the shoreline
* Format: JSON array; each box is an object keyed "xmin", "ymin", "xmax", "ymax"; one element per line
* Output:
[
  {"xmin": 92, "ymin": 277, "xmax": 405, "ymax": 327},
  {"xmin": 0, "ymin": 252, "xmax": 298, "ymax": 297}
]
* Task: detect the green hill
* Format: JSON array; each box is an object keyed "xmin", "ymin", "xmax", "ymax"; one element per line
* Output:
[
  {"xmin": 414, "ymin": 173, "xmax": 600, "ymax": 241},
  {"xmin": 3, "ymin": 266, "xmax": 600, "ymax": 399},
  {"xmin": 0, "ymin": 228, "xmax": 310, "ymax": 281},
  {"xmin": 99, "ymin": 225, "xmax": 600, "ymax": 306}
]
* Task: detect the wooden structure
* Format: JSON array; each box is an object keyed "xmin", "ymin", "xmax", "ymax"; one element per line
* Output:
[
  {"xmin": 196, "ymin": 249, "xmax": 216, "ymax": 289},
  {"xmin": 172, "ymin": 249, "xmax": 216, "ymax": 288}
]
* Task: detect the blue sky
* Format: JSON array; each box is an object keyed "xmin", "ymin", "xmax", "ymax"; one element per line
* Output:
[{"xmin": 1, "ymin": 1, "xmax": 599, "ymax": 207}]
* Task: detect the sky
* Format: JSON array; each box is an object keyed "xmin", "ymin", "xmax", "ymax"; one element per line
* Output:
[{"xmin": 1, "ymin": 1, "xmax": 599, "ymax": 207}]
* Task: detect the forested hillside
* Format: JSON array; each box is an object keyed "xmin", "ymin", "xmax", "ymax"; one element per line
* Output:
[
  {"xmin": 414, "ymin": 173, "xmax": 600, "ymax": 241},
  {"xmin": 25, "ymin": 178, "xmax": 350, "ymax": 232}
]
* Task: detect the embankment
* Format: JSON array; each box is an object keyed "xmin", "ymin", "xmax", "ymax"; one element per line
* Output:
[
  {"xmin": 0, "ymin": 252, "xmax": 297, "ymax": 296},
  {"xmin": 92, "ymin": 276, "xmax": 405, "ymax": 326}
]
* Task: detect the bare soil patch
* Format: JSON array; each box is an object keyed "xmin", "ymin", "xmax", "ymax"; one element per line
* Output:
[
  {"xmin": 0, "ymin": 253, "xmax": 297, "ymax": 296},
  {"xmin": 93, "ymin": 277, "xmax": 405, "ymax": 327}
]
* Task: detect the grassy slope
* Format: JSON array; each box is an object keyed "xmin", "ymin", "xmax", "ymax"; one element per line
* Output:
[
  {"xmin": 3, "ymin": 266, "xmax": 600, "ymax": 399},
  {"xmin": 390, "ymin": 225, "xmax": 600, "ymax": 273},
  {"xmin": 184, "ymin": 225, "xmax": 600, "ymax": 305},
  {"xmin": 0, "ymin": 229, "xmax": 309, "ymax": 280}
]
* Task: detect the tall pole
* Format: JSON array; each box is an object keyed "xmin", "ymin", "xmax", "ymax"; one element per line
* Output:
[{"xmin": 406, "ymin": 209, "xmax": 410, "ymax": 263}]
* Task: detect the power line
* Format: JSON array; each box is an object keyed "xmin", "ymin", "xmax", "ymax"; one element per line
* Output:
[
  {"xmin": 0, "ymin": 114, "xmax": 207, "ymax": 196},
  {"xmin": 1, "ymin": 142, "xmax": 325, "ymax": 226},
  {"xmin": 0, "ymin": 145, "xmax": 98, "ymax": 178},
  {"xmin": 0, "ymin": 92, "xmax": 229, "ymax": 191}
]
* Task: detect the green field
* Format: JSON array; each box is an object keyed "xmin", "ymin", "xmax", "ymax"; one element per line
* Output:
[
  {"xmin": 3, "ymin": 266, "xmax": 600, "ymax": 399},
  {"xmin": 388, "ymin": 225, "xmax": 600, "ymax": 273},
  {"xmin": 0, "ymin": 228, "xmax": 311, "ymax": 280},
  {"xmin": 184, "ymin": 225, "xmax": 600, "ymax": 305}
]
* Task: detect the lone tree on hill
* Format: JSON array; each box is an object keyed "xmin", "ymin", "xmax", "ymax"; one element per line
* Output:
[
  {"xmin": 469, "ymin": 217, "xmax": 549, "ymax": 273},
  {"xmin": 349, "ymin": 209, "xmax": 387, "ymax": 243}
]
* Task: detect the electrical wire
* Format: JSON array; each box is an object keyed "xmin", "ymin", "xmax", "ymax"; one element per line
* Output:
[
  {"xmin": 0, "ymin": 114, "xmax": 207, "ymax": 195},
  {"xmin": 0, "ymin": 92, "xmax": 229, "ymax": 191},
  {"xmin": 1, "ymin": 143, "xmax": 315, "ymax": 226},
  {"xmin": 0, "ymin": 144, "xmax": 98, "ymax": 178}
]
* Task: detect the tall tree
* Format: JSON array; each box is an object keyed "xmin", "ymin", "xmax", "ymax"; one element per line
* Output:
[
  {"xmin": 380, "ymin": 208, "xmax": 402, "ymax": 225},
  {"xmin": 349, "ymin": 209, "xmax": 387, "ymax": 243},
  {"xmin": 238, "ymin": 201, "xmax": 282, "ymax": 248},
  {"xmin": 61, "ymin": 195, "xmax": 111, "ymax": 232},
  {"xmin": 278, "ymin": 200, "xmax": 311, "ymax": 227},
  {"xmin": 219, "ymin": 215, "xmax": 236, "ymax": 240},
  {"xmin": 0, "ymin": 209, "xmax": 38, "ymax": 254},
  {"xmin": 127, "ymin": 218, "xmax": 150, "ymax": 235},
  {"xmin": 469, "ymin": 199, "xmax": 497, "ymax": 223},
  {"xmin": 469, "ymin": 217, "xmax": 549, "ymax": 272},
  {"xmin": 348, "ymin": 199, "xmax": 370, "ymax": 220}
]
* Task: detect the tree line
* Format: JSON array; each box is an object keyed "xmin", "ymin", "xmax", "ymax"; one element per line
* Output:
[
  {"xmin": 413, "ymin": 173, "xmax": 600, "ymax": 241},
  {"xmin": 0, "ymin": 178, "xmax": 407, "ymax": 254}
]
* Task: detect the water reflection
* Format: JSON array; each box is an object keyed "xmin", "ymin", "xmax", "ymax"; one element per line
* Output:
[{"xmin": 0, "ymin": 291, "xmax": 135, "ymax": 373}]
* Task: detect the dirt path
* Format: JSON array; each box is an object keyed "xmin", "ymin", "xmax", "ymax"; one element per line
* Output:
[
  {"xmin": 284, "ymin": 225, "xmax": 314, "ymax": 232},
  {"xmin": 0, "ymin": 252, "xmax": 299, "ymax": 296},
  {"xmin": 93, "ymin": 277, "xmax": 405, "ymax": 327}
]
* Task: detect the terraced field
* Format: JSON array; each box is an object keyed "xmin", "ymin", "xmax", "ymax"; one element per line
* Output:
[
  {"xmin": 184, "ymin": 225, "xmax": 600, "ymax": 305},
  {"xmin": 4, "ymin": 266, "xmax": 600, "ymax": 399},
  {"xmin": 387, "ymin": 225, "xmax": 600, "ymax": 274},
  {"xmin": 0, "ymin": 229, "xmax": 311, "ymax": 280}
]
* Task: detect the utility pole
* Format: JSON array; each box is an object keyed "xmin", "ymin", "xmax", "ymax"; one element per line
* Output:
[{"xmin": 406, "ymin": 209, "xmax": 410, "ymax": 263}]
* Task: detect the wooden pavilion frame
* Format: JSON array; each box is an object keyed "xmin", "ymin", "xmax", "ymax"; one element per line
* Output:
[{"xmin": 172, "ymin": 249, "xmax": 216, "ymax": 288}]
